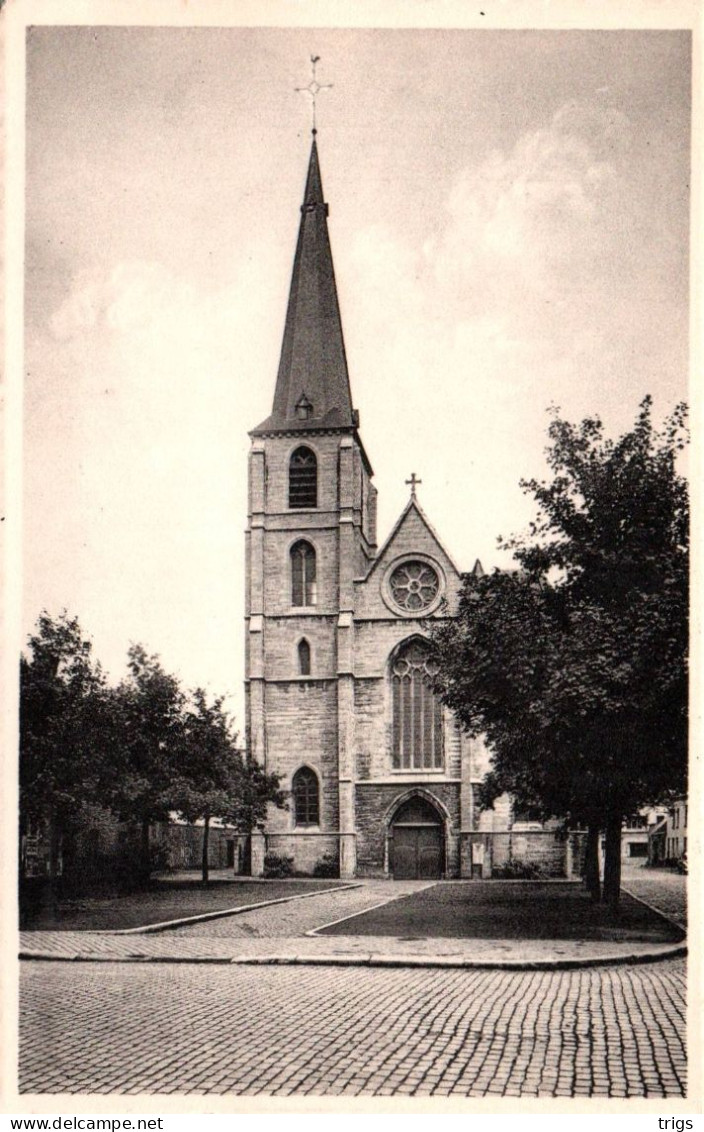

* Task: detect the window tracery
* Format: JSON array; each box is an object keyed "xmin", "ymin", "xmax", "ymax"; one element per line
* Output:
[
  {"xmin": 291, "ymin": 541, "xmax": 317, "ymax": 607},
  {"xmin": 391, "ymin": 640, "xmax": 444, "ymax": 770},
  {"xmin": 389, "ymin": 561, "xmax": 440, "ymax": 612}
]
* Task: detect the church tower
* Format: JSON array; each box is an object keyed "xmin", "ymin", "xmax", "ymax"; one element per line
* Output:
[{"xmin": 245, "ymin": 136, "xmax": 377, "ymax": 878}]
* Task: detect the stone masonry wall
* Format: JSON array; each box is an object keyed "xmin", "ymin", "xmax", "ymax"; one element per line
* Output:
[
  {"xmin": 264, "ymin": 833, "xmax": 340, "ymax": 875},
  {"xmin": 353, "ymin": 505, "xmax": 462, "ymax": 621},
  {"xmin": 265, "ymin": 616, "xmax": 337, "ymax": 681},
  {"xmin": 264, "ymin": 680, "xmax": 339, "ymax": 836},
  {"xmin": 460, "ymin": 831, "xmax": 570, "ymax": 878},
  {"xmin": 263, "ymin": 434, "xmax": 343, "ymax": 516},
  {"xmin": 263, "ymin": 527, "xmax": 340, "ymax": 616}
]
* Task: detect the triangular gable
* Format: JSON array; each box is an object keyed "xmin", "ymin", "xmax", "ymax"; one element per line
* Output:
[{"xmin": 362, "ymin": 497, "xmax": 462, "ymax": 583}]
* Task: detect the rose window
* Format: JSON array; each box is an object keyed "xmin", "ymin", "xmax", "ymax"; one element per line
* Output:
[{"xmin": 389, "ymin": 561, "xmax": 440, "ymax": 612}]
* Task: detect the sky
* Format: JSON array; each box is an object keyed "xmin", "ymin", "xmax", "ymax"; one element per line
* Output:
[{"xmin": 23, "ymin": 24, "xmax": 691, "ymax": 723}]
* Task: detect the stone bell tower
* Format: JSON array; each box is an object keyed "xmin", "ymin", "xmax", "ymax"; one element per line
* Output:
[{"xmin": 245, "ymin": 134, "xmax": 377, "ymax": 878}]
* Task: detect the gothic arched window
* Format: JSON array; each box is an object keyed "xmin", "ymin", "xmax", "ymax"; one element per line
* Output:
[
  {"xmin": 298, "ymin": 638, "xmax": 311, "ymax": 676},
  {"xmin": 391, "ymin": 640, "xmax": 444, "ymax": 770},
  {"xmin": 291, "ymin": 541, "xmax": 317, "ymax": 607},
  {"xmin": 289, "ymin": 446, "xmax": 317, "ymax": 509},
  {"xmin": 293, "ymin": 767, "xmax": 319, "ymax": 827}
]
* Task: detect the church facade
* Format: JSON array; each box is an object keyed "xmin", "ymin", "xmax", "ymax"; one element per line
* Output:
[{"xmin": 244, "ymin": 136, "xmax": 577, "ymax": 881}]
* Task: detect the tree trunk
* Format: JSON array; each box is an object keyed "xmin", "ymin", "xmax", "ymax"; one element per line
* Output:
[
  {"xmin": 49, "ymin": 809, "xmax": 62, "ymax": 882},
  {"xmin": 602, "ymin": 813, "xmax": 622, "ymax": 909},
  {"xmin": 61, "ymin": 823, "xmax": 78, "ymax": 895},
  {"xmin": 140, "ymin": 818, "xmax": 151, "ymax": 886},
  {"xmin": 47, "ymin": 807, "xmax": 62, "ymax": 913},
  {"xmin": 243, "ymin": 833, "xmax": 252, "ymax": 877},
  {"xmin": 583, "ymin": 824, "xmax": 601, "ymax": 902},
  {"xmin": 201, "ymin": 814, "xmax": 210, "ymax": 885}
]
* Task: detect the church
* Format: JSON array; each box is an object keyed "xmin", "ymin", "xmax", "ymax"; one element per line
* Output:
[{"xmin": 244, "ymin": 132, "xmax": 579, "ymax": 882}]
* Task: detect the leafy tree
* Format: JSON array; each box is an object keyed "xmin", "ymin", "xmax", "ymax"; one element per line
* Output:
[
  {"xmin": 170, "ymin": 689, "xmax": 243, "ymax": 884},
  {"xmin": 21, "ymin": 620, "xmax": 285, "ymax": 890},
  {"xmin": 220, "ymin": 748, "xmax": 287, "ymax": 865},
  {"xmin": 110, "ymin": 645, "xmax": 189, "ymax": 883},
  {"xmin": 148, "ymin": 686, "xmax": 286, "ymax": 884},
  {"xmin": 431, "ymin": 398, "xmax": 688, "ymax": 907},
  {"xmin": 20, "ymin": 612, "xmax": 114, "ymax": 883}
]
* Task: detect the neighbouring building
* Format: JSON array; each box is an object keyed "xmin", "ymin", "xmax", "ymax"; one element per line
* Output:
[
  {"xmin": 620, "ymin": 808, "xmax": 668, "ymax": 862},
  {"xmin": 243, "ymin": 131, "xmax": 584, "ymax": 881},
  {"xmin": 648, "ymin": 798, "xmax": 687, "ymax": 866},
  {"xmin": 664, "ymin": 797, "xmax": 688, "ymax": 863}
]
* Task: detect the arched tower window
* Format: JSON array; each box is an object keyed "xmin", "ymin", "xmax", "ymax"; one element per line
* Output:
[
  {"xmin": 298, "ymin": 638, "xmax": 311, "ymax": 676},
  {"xmin": 289, "ymin": 446, "xmax": 317, "ymax": 509},
  {"xmin": 293, "ymin": 767, "xmax": 319, "ymax": 827},
  {"xmin": 391, "ymin": 640, "xmax": 444, "ymax": 770},
  {"xmin": 291, "ymin": 541, "xmax": 316, "ymax": 607}
]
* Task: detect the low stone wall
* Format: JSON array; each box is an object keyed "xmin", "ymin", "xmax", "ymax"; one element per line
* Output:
[
  {"xmin": 150, "ymin": 822, "xmax": 241, "ymax": 871},
  {"xmin": 460, "ymin": 830, "xmax": 587, "ymax": 879},
  {"xmin": 263, "ymin": 832, "xmax": 340, "ymax": 876}
]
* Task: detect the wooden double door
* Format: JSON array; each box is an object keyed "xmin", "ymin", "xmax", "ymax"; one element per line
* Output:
[
  {"xmin": 390, "ymin": 796, "xmax": 445, "ymax": 879},
  {"xmin": 392, "ymin": 824, "xmax": 444, "ymax": 879}
]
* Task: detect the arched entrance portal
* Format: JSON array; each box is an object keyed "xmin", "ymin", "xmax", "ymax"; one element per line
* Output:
[{"xmin": 390, "ymin": 795, "xmax": 445, "ymax": 880}]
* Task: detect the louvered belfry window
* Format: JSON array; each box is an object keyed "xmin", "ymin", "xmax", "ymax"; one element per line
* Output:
[
  {"xmin": 291, "ymin": 541, "xmax": 317, "ymax": 607},
  {"xmin": 293, "ymin": 767, "xmax": 319, "ymax": 826},
  {"xmin": 391, "ymin": 640, "xmax": 444, "ymax": 770},
  {"xmin": 289, "ymin": 446, "xmax": 317, "ymax": 509}
]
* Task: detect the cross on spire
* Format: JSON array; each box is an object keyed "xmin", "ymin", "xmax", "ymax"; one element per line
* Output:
[
  {"xmin": 295, "ymin": 55, "xmax": 333, "ymax": 135},
  {"xmin": 405, "ymin": 473, "xmax": 422, "ymax": 499}
]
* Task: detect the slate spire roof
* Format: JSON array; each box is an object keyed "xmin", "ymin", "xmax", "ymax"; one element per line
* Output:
[{"xmin": 251, "ymin": 137, "xmax": 356, "ymax": 435}]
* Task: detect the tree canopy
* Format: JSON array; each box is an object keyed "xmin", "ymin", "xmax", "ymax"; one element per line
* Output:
[
  {"xmin": 170, "ymin": 688, "xmax": 285, "ymax": 882},
  {"xmin": 430, "ymin": 398, "xmax": 688, "ymax": 904},
  {"xmin": 20, "ymin": 613, "xmax": 112, "ymax": 826},
  {"xmin": 20, "ymin": 614, "xmax": 284, "ymax": 885}
]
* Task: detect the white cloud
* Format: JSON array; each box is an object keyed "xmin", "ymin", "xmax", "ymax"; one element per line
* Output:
[{"xmin": 342, "ymin": 100, "xmax": 682, "ymax": 576}]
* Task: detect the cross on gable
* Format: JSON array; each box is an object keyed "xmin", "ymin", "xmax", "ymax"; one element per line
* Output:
[{"xmin": 405, "ymin": 473, "xmax": 422, "ymax": 499}]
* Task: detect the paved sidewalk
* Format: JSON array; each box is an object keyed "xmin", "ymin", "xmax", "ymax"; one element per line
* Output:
[
  {"xmin": 622, "ymin": 866, "xmax": 687, "ymax": 928},
  {"xmin": 20, "ymin": 932, "xmax": 685, "ymax": 968}
]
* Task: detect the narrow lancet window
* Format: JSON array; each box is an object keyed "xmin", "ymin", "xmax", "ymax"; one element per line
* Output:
[
  {"xmin": 291, "ymin": 540, "xmax": 317, "ymax": 607},
  {"xmin": 293, "ymin": 767, "xmax": 319, "ymax": 826},
  {"xmin": 298, "ymin": 638, "xmax": 311, "ymax": 676}
]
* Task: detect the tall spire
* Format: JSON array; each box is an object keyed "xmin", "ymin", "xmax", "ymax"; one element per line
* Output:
[{"xmin": 252, "ymin": 137, "xmax": 355, "ymax": 435}]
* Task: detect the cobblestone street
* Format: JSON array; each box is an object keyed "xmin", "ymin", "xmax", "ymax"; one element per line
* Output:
[
  {"xmin": 19, "ymin": 869, "xmax": 688, "ymax": 1098},
  {"xmin": 20, "ymin": 958, "xmax": 686, "ymax": 1097}
]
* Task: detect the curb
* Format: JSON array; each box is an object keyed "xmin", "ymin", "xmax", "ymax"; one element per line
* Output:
[
  {"xmin": 19, "ymin": 941, "xmax": 687, "ymax": 971},
  {"xmin": 91, "ymin": 882, "xmax": 362, "ymax": 935}
]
